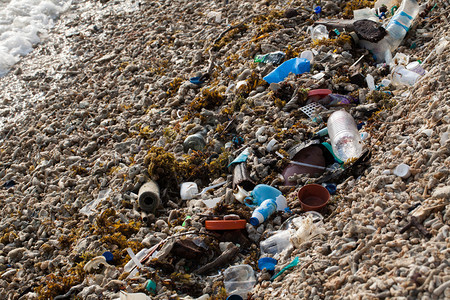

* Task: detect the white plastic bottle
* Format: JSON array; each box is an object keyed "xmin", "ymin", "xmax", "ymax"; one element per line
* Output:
[
  {"xmin": 327, "ymin": 110, "xmax": 363, "ymax": 162},
  {"xmin": 384, "ymin": 0, "xmax": 420, "ymax": 51}
]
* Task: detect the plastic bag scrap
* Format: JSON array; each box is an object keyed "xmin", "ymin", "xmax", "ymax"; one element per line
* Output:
[
  {"xmin": 290, "ymin": 214, "xmax": 321, "ymax": 249},
  {"xmin": 263, "ymin": 58, "xmax": 310, "ymax": 84},
  {"xmin": 80, "ymin": 188, "xmax": 112, "ymax": 216}
]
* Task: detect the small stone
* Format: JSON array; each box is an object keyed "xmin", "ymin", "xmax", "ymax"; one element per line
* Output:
[{"xmin": 7, "ymin": 247, "xmax": 26, "ymax": 262}]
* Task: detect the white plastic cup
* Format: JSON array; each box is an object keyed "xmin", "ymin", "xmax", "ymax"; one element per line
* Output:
[
  {"xmin": 311, "ymin": 25, "xmax": 328, "ymax": 41},
  {"xmin": 223, "ymin": 265, "xmax": 256, "ymax": 297},
  {"xmin": 393, "ymin": 163, "xmax": 411, "ymax": 179},
  {"xmin": 391, "ymin": 65, "xmax": 421, "ymax": 86},
  {"xmin": 300, "ymin": 50, "xmax": 314, "ymax": 63},
  {"xmin": 180, "ymin": 182, "xmax": 199, "ymax": 200}
]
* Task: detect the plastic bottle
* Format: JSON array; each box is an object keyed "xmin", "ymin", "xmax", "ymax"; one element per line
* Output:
[
  {"xmin": 254, "ymin": 51, "xmax": 285, "ymax": 64},
  {"xmin": 249, "ymin": 199, "xmax": 277, "ymax": 226},
  {"xmin": 384, "ymin": 0, "xmax": 420, "ymax": 51},
  {"xmin": 327, "ymin": 110, "xmax": 363, "ymax": 162}
]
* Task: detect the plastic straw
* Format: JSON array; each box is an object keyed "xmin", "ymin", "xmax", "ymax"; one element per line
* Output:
[{"xmin": 275, "ymin": 151, "xmax": 333, "ymax": 172}]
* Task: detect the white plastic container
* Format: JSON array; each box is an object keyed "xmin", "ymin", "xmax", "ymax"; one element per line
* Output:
[
  {"xmin": 391, "ymin": 65, "xmax": 421, "ymax": 86},
  {"xmin": 385, "ymin": 0, "xmax": 420, "ymax": 51},
  {"xmin": 327, "ymin": 110, "xmax": 363, "ymax": 162},
  {"xmin": 223, "ymin": 264, "xmax": 256, "ymax": 297},
  {"xmin": 260, "ymin": 230, "xmax": 292, "ymax": 255},
  {"xmin": 180, "ymin": 182, "xmax": 199, "ymax": 200},
  {"xmin": 406, "ymin": 61, "xmax": 426, "ymax": 76}
]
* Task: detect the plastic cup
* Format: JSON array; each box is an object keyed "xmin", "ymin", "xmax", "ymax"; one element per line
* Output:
[
  {"xmin": 300, "ymin": 50, "xmax": 314, "ymax": 63},
  {"xmin": 297, "ymin": 184, "xmax": 330, "ymax": 211},
  {"xmin": 391, "ymin": 66, "xmax": 421, "ymax": 86},
  {"xmin": 223, "ymin": 265, "xmax": 256, "ymax": 297},
  {"xmin": 311, "ymin": 25, "xmax": 328, "ymax": 41}
]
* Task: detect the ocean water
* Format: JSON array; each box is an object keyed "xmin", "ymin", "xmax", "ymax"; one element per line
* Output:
[{"xmin": 0, "ymin": 0, "xmax": 71, "ymax": 77}]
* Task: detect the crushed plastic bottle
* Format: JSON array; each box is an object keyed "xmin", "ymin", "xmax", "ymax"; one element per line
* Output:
[{"xmin": 254, "ymin": 51, "xmax": 285, "ymax": 64}]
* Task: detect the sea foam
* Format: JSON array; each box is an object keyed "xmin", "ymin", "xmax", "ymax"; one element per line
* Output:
[{"xmin": 0, "ymin": 0, "xmax": 71, "ymax": 77}]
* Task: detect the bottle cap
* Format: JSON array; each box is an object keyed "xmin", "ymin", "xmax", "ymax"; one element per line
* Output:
[
  {"xmin": 249, "ymin": 212, "xmax": 263, "ymax": 226},
  {"xmin": 102, "ymin": 251, "xmax": 114, "ymax": 263}
]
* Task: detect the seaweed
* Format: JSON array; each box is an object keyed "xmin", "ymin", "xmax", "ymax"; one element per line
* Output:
[
  {"xmin": 144, "ymin": 146, "xmax": 180, "ymax": 183},
  {"xmin": 35, "ymin": 273, "xmax": 83, "ymax": 300},
  {"xmin": 366, "ymin": 90, "xmax": 396, "ymax": 110},
  {"xmin": 188, "ymin": 87, "xmax": 225, "ymax": 112},
  {"xmin": 342, "ymin": 0, "xmax": 376, "ymax": 19},
  {"xmin": 312, "ymin": 33, "xmax": 353, "ymax": 49},
  {"xmin": 166, "ymin": 77, "xmax": 184, "ymax": 97}
]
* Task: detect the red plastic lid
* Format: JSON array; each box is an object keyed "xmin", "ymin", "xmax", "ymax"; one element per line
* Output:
[
  {"xmin": 205, "ymin": 220, "xmax": 247, "ymax": 230},
  {"xmin": 308, "ymin": 89, "xmax": 332, "ymax": 98}
]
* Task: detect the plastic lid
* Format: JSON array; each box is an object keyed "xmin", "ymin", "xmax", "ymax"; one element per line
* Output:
[
  {"xmin": 205, "ymin": 219, "xmax": 247, "ymax": 230},
  {"xmin": 102, "ymin": 251, "xmax": 114, "ymax": 263},
  {"xmin": 258, "ymin": 257, "xmax": 278, "ymax": 271}
]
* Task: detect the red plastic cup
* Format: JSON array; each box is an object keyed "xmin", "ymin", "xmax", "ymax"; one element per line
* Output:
[{"xmin": 297, "ymin": 184, "xmax": 330, "ymax": 211}]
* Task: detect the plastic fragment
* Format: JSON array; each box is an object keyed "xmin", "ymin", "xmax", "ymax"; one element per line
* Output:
[{"xmin": 271, "ymin": 256, "xmax": 299, "ymax": 281}]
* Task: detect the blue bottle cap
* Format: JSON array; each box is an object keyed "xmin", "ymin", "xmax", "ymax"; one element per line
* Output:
[
  {"xmin": 258, "ymin": 257, "xmax": 278, "ymax": 271},
  {"xmin": 102, "ymin": 251, "xmax": 114, "ymax": 263},
  {"xmin": 249, "ymin": 217, "xmax": 259, "ymax": 226}
]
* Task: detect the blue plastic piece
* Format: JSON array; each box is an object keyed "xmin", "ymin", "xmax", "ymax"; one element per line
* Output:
[
  {"xmin": 263, "ymin": 58, "xmax": 310, "ymax": 84},
  {"xmin": 325, "ymin": 184, "xmax": 337, "ymax": 195},
  {"xmin": 102, "ymin": 251, "xmax": 114, "ymax": 263},
  {"xmin": 258, "ymin": 257, "xmax": 278, "ymax": 271},
  {"xmin": 314, "ymin": 6, "xmax": 322, "ymax": 14},
  {"xmin": 227, "ymin": 147, "xmax": 250, "ymax": 168},
  {"xmin": 248, "ymin": 184, "xmax": 282, "ymax": 207}
]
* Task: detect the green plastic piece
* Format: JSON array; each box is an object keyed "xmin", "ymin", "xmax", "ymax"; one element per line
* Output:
[
  {"xmin": 146, "ymin": 279, "xmax": 157, "ymax": 293},
  {"xmin": 271, "ymin": 256, "xmax": 299, "ymax": 281},
  {"xmin": 182, "ymin": 215, "xmax": 192, "ymax": 227},
  {"xmin": 321, "ymin": 142, "xmax": 344, "ymax": 164}
]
